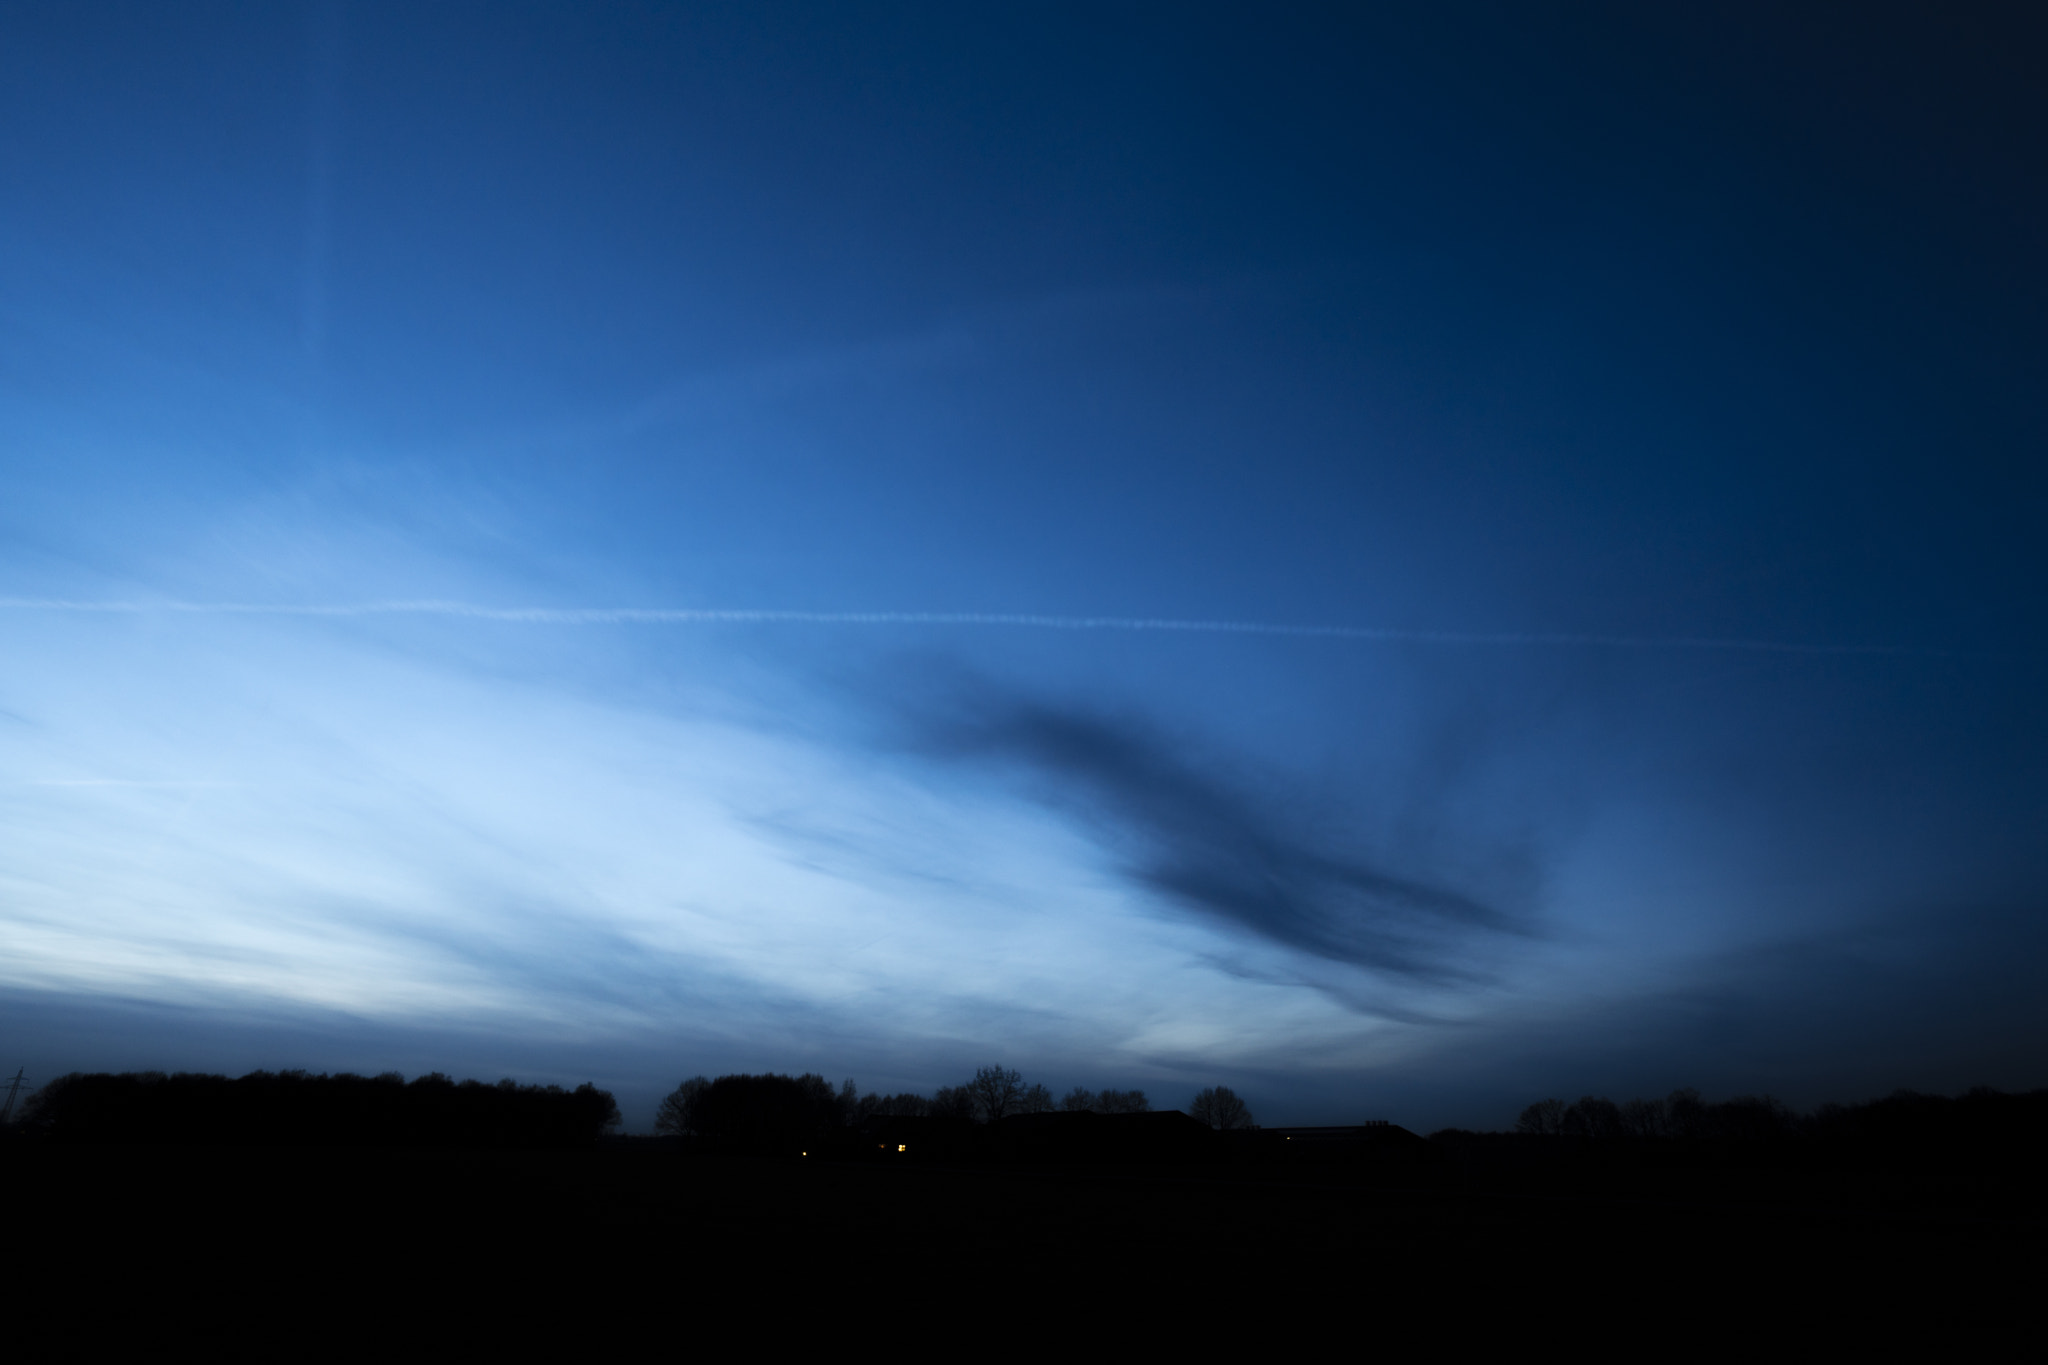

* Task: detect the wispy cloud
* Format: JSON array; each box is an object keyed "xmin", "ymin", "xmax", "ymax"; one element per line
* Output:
[{"xmin": 0, "ymin": 599, "xmax": 1919, "ymax": 656}]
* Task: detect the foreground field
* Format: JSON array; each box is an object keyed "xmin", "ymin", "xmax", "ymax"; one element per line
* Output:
[{"xmin": 9, "ymin": 1137, "xmax": 2041, "ymax": 1345}]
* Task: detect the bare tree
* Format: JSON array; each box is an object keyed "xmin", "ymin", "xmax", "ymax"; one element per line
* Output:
[
  {"xmin": 1715, "ymin": 1094, "xmax": 1796, "ymax": 1142},
  {"xmin": 1189, "ymin": 1086, "xmax": 1252, "ymax": 1131},
  {"xmin": 966, "ymin": 1065, "xmax": 1026, "ymax": 1123},
  {"xmin": 1665, "ymin": 1088, "xmax": 1707, "ymax": 1139},
  {"xmin": 1620, "ymin": 1097, "xmax": 1667, "ymax": 1139},
  {"xmin": 654, "ymin": 1075, "xmax": 710, "ymax": 1136},
  {"xmin": 1019, "ymin": 1083, "xmax": 1055, "ymax": 1114},
  {"xmin": 1562, "ymin": 1096, "xmax": 1624, "ymax": 1140},
  {"xmin": 1516, "ymin": 1098, "xmax": 1565, "ymax": 1136},
  {"xmin": 1057, "ymin": 1086, "xmax": 1150, "ymax": 1114},
  {"xmin": 930, "ymin": 1085, "xmax": 976, "ymax": 1121}
]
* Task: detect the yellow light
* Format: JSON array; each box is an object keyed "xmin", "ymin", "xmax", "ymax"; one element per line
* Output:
[{"xmin": 897, "ymin": 1144, "xmax": 907, "ymax": 1152}]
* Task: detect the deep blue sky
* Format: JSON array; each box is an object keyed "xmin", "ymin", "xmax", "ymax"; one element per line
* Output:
[{"xmin": 3, "ymin": 3, "xmax": 2045, "ymax": 1129}]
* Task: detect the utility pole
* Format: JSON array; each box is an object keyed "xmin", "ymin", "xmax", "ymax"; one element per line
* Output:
[{"xmin": 0, "ymin": 1069, "xmax": 24, "ymax": 1125}]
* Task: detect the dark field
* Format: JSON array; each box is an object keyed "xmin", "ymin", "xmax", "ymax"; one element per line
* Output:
[{"xmin": 11, "ymin": 1137, "xmax": 2040, "ymax": 1345}]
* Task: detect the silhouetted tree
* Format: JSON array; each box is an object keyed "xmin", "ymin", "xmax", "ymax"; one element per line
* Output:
[
  {"xmin": 588, "ymin": 1082, "xmax": 625, "ymax": 1135},
  {"xmin": 1562, "ymin": 1096, "xmax": 1624, "ymax": 1140},
  {"xmin": 17, "ymin": 1069, "xmax": 617, "ymax": 1148},
  {"xmin": 1054, "ymin": 1086, "xmax": 1150, "ymax": 1115},
  {"xmin": 929, "ymin": 1085, "xmax": 976, "ymax": 1121},
  {"xmin": 1480, "ymin": 1084, "xmax": 2048, "ymax": 1172},
  {"xmin": 1513, "ymin": 1087, "xmax": 1804, "ymax": 1144},
  {"xmin": 1019, "ymin": 1083, "xmax": 1055, "ymax": 1114},
  {"xmin": 1620, "ymin": 1097, "xmax": 1667, "ymax": 1138},
  {"xmin": 967, "ymin": 1065, "xmax": 1026, "ymax": 1123},
  {"xmin": 1189, "ymin": 1086, "xmax": 1253, "ymax": 1131},
  {"xmin": 1666, "ymin": 1088, "xmax": 1708, "ymax": 1139},
  {"xmin": 856, "ymin": 1091, "xmax": 932, "ymax": 1120},
  {"xmin": 655, "ymin": 1076, "xmax": 710, "ymax": 1136},
  {"xmin": 1712, "ymin": 1094, "xmax": 1796, "ymax": 1142},
  {"xmin": 686, "ymin": 1072, "xmax": 839, "ymax": 1150}
]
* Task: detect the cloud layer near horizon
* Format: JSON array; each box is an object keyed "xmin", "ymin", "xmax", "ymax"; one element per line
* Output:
[{"xmin": 2, "ymin": 589, "xmax": 2043, "ymax": 1127}]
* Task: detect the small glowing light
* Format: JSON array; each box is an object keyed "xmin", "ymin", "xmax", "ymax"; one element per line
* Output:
[{"xmin": 897, "ymin": 1144, "xmax": 906, "ymax": 1152}]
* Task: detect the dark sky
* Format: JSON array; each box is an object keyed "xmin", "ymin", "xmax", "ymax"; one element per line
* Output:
[{"xmin": 2, "ymin": 2, "xmax": 2044, "ymax": 1129}]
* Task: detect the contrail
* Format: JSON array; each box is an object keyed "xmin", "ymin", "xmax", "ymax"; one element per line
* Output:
[
  {"xmin": 0, "ymin": 597, "xmax": 1925, "ymax": 656},
  {"xmin": 22, "ymin": 779, "xmax": 241, "ymax": 788}
]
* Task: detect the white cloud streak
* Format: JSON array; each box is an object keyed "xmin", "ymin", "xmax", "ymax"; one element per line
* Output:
[
  {"xmin": 19, "ymin": 780, "xmax": 242, "ymax": 788},
  {"xmin": 0, "ymin": 599, "xmax": 1919, "ymax": 656}
]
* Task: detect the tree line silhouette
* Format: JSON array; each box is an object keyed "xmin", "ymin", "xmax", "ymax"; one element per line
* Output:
[
  {"xmin": 9, "ymin": 1070, "xmax": 622, "ymax": 1149},
  {"xmin": 1408, "ymin": 1084, "xmax": 2048, "ymax": 1181},
  {"xmin": 651, "ymin": 1066, "xmax": 1257, "ymax": 1159},
  {"xmin": 8, "ymin": 1063, "xmax": 2036, "ymax": 1173},
  {"xmin": 1501, "ymin": 1085, "xmax": 2048, "ymax": 1150},
  {"xmin": 0, "ymin": 1064, "xmax": 1255, "ymax": 1159}
]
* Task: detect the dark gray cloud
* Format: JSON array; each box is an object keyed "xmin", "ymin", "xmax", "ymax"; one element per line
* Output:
[
  {"xmin": 1387, "ymin": 899, "xmax": 2048, "ymax": 1126},
  {"xmin": 904, "ymin": 682, "xmax": 1532, "ymax": 982}
]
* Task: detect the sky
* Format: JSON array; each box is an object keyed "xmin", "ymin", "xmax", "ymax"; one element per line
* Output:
[{"xmin": 2, "ymin": 2, "xmax": 2045, "ymax": 1130}]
